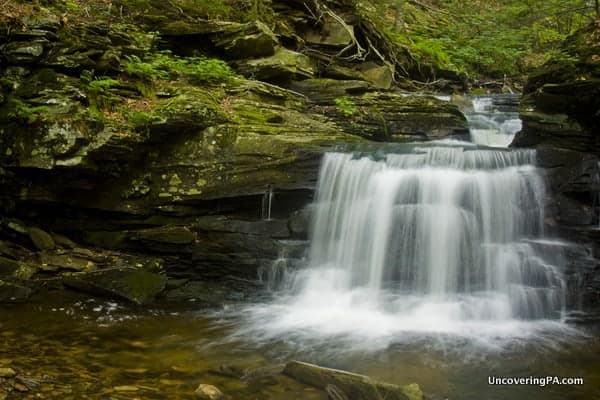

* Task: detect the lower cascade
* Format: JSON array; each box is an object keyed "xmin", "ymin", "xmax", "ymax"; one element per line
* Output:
[{"xmin": 243, "ymin": 143, "xmax": 572, "ymax": 346}]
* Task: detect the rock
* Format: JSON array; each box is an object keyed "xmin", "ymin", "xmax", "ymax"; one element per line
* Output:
[
  {"xmin": 283, "ymin": 361, "xmax": 423, "ymax": 400},
  {"xmin": 357, "ymin": 62, "xmax": 394, "ymax": 89},
  {"xmin": 132, "ymin": 226, "xmax": 196, "ymax": 245},
  {"xmin": 3, "ymin": 41, "xmax": 46, "ymax": 64},
  {"xmin": 0, "ymin": 281, "xmax": 31, "ymax": 302},
  {"xmin": 63, "ymin": 268, "xmax": 167, "ymax": 305},
  {"xmin": 290, "ymin": 79, "xmax": 371, "ymax": 103},
  {"xmin": 324, "ymin": 92, "xmax": 468, "ymax": 141},
  {"xmin": 28, "ymin": 227, "xmax": 55, "ymax": 250},
  {"xmin": 0, "ymin": 368, "xmax": 16, "ymax": 378},
  {"xmin": 288, "ymin": 208, "xmax": 311, "ymax": 237},
  {"xmin": 235, "ymin": 48, "xmax": 315, "ymax": 82},
  {"xmin": 195, "ymin": 216, "xmax": 290, "ymax": 238},
  {"xmin": 212, "ymin": 21, "xmax": 278, "ymax": 59},
  {"xmin": 39, "ymin": 251, "xmax": 95, "ymax": 272},
  {"xmin": 195, "ymin": 384, "xmax": 223, "ymax": 400},
  {"xmin": 305, "ymin": 16, "xmax": 353, "ymax": 47}
]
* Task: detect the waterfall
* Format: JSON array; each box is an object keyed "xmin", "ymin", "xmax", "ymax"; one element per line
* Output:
[
  {"xmin": 239, "ymin": 143, "xmax": 570, "ymax": 346},
  {"xmin": 467, "ymin": 95, "xmax": 522, "ymax": 147},
  {"xmin": 307, "ymin": 148, "xmax": 564, "ymax": 320}
]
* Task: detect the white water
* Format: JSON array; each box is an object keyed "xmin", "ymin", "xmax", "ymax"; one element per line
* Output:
[
  {"xmin": 240, "ymin": 144, "xmax": 573, "ymax": 349},
  {"xmin": 467, "ymin": 96, "xmax": 522, "ymax": 147}
]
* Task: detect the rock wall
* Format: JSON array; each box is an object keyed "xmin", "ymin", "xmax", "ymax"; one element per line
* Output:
[{"xmin": 512, "ymin": 19, "xmax": 600, "ymax": 314}]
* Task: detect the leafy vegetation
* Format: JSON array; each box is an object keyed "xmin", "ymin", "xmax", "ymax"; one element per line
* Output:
[
  {"xmin": 335, "ymin": 97, "xmax": 359, "ymax": 117},
  {"xmin": 377, "ymin": 0, "xmax": 599, "ymax": 78},
  {"xmin": 124, "ymin": 53, "xmax": 235, "ymax": 84}
]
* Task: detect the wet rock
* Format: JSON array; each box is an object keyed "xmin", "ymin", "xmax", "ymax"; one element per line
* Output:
[
  {"xmin": 0, "ymin": 281, "xmax": 32, "ymax": 302},
  {"xmin": 63, "ymin": 268, "xmax": 167, "ymax": 305},
  {"xmin": 288, "ymin": 208, "xmax": 311, "ymax": 237},
  {"xmin": 28, "ymin": 227, "xmax": 55, "ymax": 250},
  {"xmin": 283, "ymin": 361, "xmax": 423, "ymax": 400},
  {"xmin": 195, "ymin": 383, "xmax": 223, "ymax": 400}
]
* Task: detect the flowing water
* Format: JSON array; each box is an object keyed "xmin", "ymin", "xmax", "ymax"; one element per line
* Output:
[
  {"xmin": 240, "ymin": 143, "xmax": 572, "ymax": 347},
  {"xmin": 466, "ymin": 95, "xmax": 522, "ymax": 147},
  {"xmin": 2, "ymin": 95, "xmax": 599, "ymax": 399}
]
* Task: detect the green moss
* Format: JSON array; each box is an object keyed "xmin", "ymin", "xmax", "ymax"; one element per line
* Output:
[{"xmin": 128, "ymin": 111, "xmax": 163, "ymax": 130}]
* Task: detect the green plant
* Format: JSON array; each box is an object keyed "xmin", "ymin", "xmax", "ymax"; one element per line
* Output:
[
  {"xmin": 124, "ymin": 52, "xmax": 235, "ymax": 84},
  {"xmin": 334, "ymin": 97, "xmax": 358, "ymax": 117},
  {"xmin": 124, "ymin": 55, "xmax": 169, "ymax": 82}
]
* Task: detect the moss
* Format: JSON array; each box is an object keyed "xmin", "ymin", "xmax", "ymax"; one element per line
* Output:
[{"xmin": 1, "ymin": 98, "xmax": 50, "ymax": 124}]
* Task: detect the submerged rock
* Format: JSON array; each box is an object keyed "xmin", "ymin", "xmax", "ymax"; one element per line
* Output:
[
  {"xmin": 283, "ymin": 361, "xmax": 423, "ymax": 400},
  {"xmin": 194, "ymin": 384, "xmax": 223, "ymax": 400}
]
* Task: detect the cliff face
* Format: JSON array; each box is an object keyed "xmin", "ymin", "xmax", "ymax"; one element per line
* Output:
[
  {"xmin": 513, "ymin": 20, "xmax": 600, "ymax": 313},
  {"xmin": 0, "ymin": 0, "xmax": 467, "ymax": 303}
]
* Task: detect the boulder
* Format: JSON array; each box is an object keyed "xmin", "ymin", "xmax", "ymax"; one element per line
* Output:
[
  {"xmin": 63, "ymin": 268, "xmax": 167, "ymax": 305},
  {"xmin": 283, "ymin": 361, "xmax": 423, "ymax": 400},
  {"xmin": 212, "ymin": 21, "xmax": 278, "ymax": 59}
]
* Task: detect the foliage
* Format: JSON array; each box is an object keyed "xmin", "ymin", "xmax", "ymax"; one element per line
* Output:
[
  {"xmin": 334, "ymin": 97, "xmax": 358, "ymax": 117},
  {"xmin": 376, "ymin": 0, "xmax": 598, "ymax": 78},
  {"xmin": 124, "ymin": 53, "xmax": 236, "ymax": 84}
]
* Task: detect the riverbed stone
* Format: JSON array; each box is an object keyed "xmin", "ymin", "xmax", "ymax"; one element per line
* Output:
[
  {"xmin": 195, "ymin": 384, "xmax": 223, "ymax": 400},
  {"xmin": 283, "ymin": 361, "xmax": 422, "ymax": 400}
]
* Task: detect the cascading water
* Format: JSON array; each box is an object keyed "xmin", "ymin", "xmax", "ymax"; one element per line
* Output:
[
  {"xmin": 241, "ymin": 142, "xmax": 572, "ymax": 348},
  {"xmin": 467, "ymin": 95, "xmax": 522, "ymax": 147}
]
